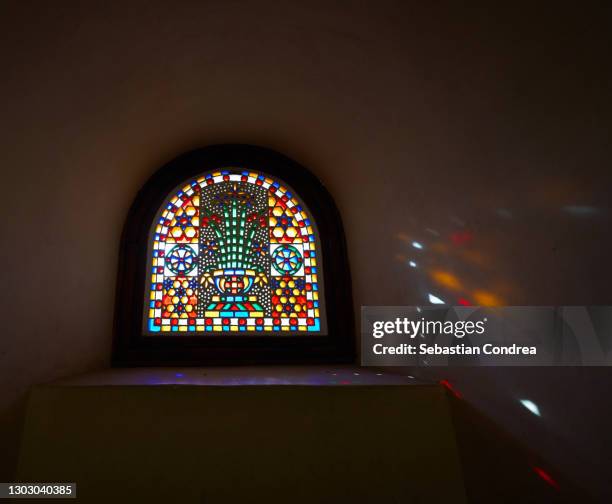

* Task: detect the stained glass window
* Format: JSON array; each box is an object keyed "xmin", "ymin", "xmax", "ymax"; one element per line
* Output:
[{"xmin": 144, "ymin": 169, "xmax": 325, "ymax": 334}]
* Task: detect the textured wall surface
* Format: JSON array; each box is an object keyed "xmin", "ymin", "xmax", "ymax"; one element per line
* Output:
[{"xmin": 1, "ymin": 0, "xmax": 611, "ymax": 498}]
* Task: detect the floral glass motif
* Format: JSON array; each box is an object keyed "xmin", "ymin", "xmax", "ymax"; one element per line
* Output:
[{"xmin": 145, "ymin": 170, "xmax": 323, "ymax": 333}]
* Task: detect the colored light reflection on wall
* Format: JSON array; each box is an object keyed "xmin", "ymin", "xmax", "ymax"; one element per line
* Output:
[
  {"xmin": 520, "ymin": 399, "xmax": 541, "ymax": 417},
  {"xmin": 430, "ymin": 269, "xmax": 462, "ymax": 291},
  {"xmin": 472, "ymin": 290, "xmax": 503, "ymax": 307},
  {"xmin": 533, "ymin": 466, "xmax": 559, "ymax": 490},
  {"xmin": 440, "ymin": 379, "xmax": 462, "ymax": 399}
]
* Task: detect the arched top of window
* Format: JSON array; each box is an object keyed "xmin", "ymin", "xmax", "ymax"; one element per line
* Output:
[{"xmin": 113, "ymin": 145, "xmax": 354, "ymax": 366}]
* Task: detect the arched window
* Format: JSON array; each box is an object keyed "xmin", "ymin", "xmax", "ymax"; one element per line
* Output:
[
  {"xmin": 113, "ymin": 145, "xmax": 354, "ymax": 365},
  {"xmin": 146, "ymin": 170, "xmax": 324, "ymax": 334}
]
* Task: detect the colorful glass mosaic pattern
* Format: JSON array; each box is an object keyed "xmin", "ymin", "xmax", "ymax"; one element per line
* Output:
[{"xmin": 145, "ymin": 170, "xmax": 323, "ymax": 333}]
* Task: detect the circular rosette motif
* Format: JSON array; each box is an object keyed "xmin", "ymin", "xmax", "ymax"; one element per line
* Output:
[
  {"xmin": 272, "ymin": 245, "xmax": 303, "ymax": 275},
  {"xmin": 166, "ymin": 245, "xmax": 197, "ymax": 274}
]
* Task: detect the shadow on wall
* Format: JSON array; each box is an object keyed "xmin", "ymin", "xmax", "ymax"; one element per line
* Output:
[
  {"xmin": 383, "ymin": 367, "xmax": 612, "ymax": 503},
  {"xmin": 444, "ymin": 391, "xmax": 595, "ymax": 504}
]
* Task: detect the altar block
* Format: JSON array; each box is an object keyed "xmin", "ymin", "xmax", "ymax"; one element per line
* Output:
[{"xmin": 18, "ymin": 371, "xmax": 465, "ymax": 503}]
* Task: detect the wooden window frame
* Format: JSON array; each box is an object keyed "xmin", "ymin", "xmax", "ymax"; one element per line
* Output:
[{"xmin": 112, "ymin": 144, "xmax": 355, "ymax": 366}]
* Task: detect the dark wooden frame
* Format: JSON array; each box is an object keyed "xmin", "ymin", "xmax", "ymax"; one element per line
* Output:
[{"xmin": 112, "ymin": 144, "xmax": 355, "ymax": 366}]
